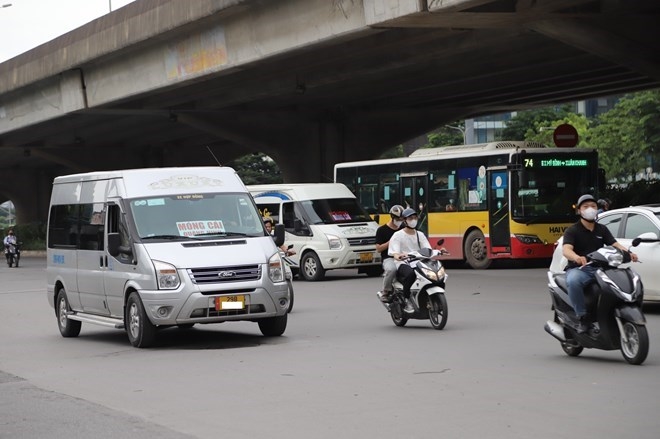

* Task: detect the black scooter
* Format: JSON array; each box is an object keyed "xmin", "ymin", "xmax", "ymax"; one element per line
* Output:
[
  {"xmin": 5, "ymin": 242, "xmax": 20, "ymax": 268},
  {"xmin": 545, "ymin": 238, "xmax": 652, "ymax": 365}
]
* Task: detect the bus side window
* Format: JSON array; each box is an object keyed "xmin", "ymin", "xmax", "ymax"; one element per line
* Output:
[{"xmin": 429, "ymin": 168, "xmax": 456, "ymax": 212}]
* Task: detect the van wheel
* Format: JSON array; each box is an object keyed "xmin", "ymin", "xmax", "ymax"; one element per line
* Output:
[
  {"xmin": 300, "ymin": 252, "xmax": 325, "ymax": 281},
  {"xmin": 258, "ymin": 314, "xmax": 287, "ymax": 336},
  {"xmin": 56, "ymin": 289, "xmax": 81, "ymax": 337},
  {"xmin": 464, "ymin": 229, "xmax": 491, "ymax": 269},
  {"xmin": 286, "ymin": 279, "xmax": 294, "ymax": 313},
  {"xmin": 126, "ymin": 292, "xmax": 157, "ymax": 348}
]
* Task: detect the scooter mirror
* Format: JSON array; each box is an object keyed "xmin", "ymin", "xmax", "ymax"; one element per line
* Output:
[{"xmin": 436, "ymin": 238, "xmax": 445, "ymax": 246}]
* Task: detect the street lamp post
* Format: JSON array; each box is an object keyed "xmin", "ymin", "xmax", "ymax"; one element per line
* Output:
[{"xmin": 445, "ymin": 124, "xmax": 466, "ymax": 145}]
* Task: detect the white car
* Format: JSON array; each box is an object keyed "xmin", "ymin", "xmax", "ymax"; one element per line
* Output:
[{"xmin": 550, "ymin": 204, "xmax": 660, "ymax": 302}]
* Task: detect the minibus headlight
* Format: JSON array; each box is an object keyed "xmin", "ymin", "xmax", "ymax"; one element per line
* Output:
[
  {"xmin": 326, "ymin": 234, "xmax": 342, "ymax": 250},
  {"xmin": 268, "ymin": 253, "xmax": 285, "ymax": 283},
  {"xmin": 153, "ymin": 260, "xmax": 181, "ymax": 290}
]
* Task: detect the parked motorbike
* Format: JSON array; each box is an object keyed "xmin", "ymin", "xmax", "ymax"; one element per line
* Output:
[
  {"xmin": 281, "ymin": 244, "xmax": 297, "ymax": 313},
  {"xmin": 377, "ymin": 243, "xmax": 450, "ymax": 330},
  {"xmin": 545, "ymin": 238, "xmax": 652, "ymax": 365},
  {"xmin": 5, "ymin": 242, "xmax": 20, "ymax": 268}
]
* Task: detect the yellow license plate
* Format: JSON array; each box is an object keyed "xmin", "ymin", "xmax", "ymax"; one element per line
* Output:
[
  {"xmin": 215, "ymin": 295, "xmax": 245, "ymax": 311},
  {"xmin": 359, "ymin": 253, "xmax": 373, "ymax": 263}
]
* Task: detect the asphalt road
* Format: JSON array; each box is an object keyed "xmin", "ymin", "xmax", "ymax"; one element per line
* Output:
[{"xmin": 1, "ymin": 257, "xmax": 659, "ymax": 439}]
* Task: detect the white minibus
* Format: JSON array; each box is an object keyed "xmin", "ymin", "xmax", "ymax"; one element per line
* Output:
[
  {"xmin": 248, "ymin": 183, "xmax": 381, "ymax": 281},
  {"xmin": 47, "ymin": 167, "xmax": 289, "ymax": 347}
]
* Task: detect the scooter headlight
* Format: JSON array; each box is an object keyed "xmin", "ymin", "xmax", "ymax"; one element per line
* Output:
[{"xmin": 420, "ymin": 267, "xmax": 439, "ymax": 281}]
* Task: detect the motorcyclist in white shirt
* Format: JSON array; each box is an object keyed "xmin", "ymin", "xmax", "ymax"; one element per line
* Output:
[{"xmin": 388, "ymin": 208, "xmax": 433, "ymax": 312}]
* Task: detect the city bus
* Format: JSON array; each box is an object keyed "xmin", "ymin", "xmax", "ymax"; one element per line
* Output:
[{"xmin": 334, "ymin": 141, "xmax": 601, "ymax": 269}]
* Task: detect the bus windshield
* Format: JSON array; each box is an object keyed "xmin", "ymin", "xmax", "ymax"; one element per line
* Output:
[
  {"xmin": 128, "ymin": 193, "xmax": 264, "ymax": 239},
  {"xmin": 300, "ymin": 198, "xmax": 372, "ymax": 224},
  {"xmin": 512, "ymin": 151, "xmax": 598, "ymax": 222}
]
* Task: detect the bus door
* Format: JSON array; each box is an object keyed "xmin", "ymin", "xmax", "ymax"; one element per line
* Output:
[
  {"xmin": 400, "ymin": 172, "xmax": 428, "ymax": 235},
  {"xmin": 487, "ymin": 168, "xmax": 510, "ymax": 253}
]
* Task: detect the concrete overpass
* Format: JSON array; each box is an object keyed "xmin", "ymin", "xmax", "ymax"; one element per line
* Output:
[{"xmin": 1, "ymin": 0, "xmax": 659, "ymax": 223}]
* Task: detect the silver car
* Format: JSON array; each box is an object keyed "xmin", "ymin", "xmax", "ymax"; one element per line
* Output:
[{"xmin": 550, "ymin": 204, "xmax": 660, "ymax": 302}]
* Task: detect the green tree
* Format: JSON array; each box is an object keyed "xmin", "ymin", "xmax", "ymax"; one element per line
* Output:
[
  {"xmin": 586, "ymin": 90, "xmax": 660, "ymax": 181},
  {"xmin": 229, "ymin": 153, "xmax": 283, "ymax": 184},
  {"xmin": 501, "ymin": 105, "xmax": 574, "ymax": 141},
  {"xmin": 525, "ymin": 113, "xmax": 591, "ymax": 147}
]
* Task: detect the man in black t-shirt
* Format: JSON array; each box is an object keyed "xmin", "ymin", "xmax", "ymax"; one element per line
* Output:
[
  {"xmin": 562, "ymin": 194, "xmax": 637, "ymax": 332},
  {"xmin": 375, "ymin": 205, "xmax": 404, "ymax": 302}
]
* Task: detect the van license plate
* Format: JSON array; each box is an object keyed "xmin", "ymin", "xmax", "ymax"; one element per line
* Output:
[
  {"xmin": 215, "ymin": 295, "xmax": 245, "ymax": 310},
  {"xmin": 359, "ymin": 253, "xmax": 373, "ymax": 263}
]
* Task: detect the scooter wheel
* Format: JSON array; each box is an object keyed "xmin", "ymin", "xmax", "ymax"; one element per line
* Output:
[
  {"xmin": 561, "ymin": 342, "xmax": 583, "ymax": 357},
  {"xmin": 620, "ymin": 322, "xmax": 649, "ymax": 365},
  {"xmin": 390, "ymin": 298, "xmax": 408, "ymax": 327},
  {"xmin": 428, "ymin": 294, "xmax": 448, "ymax": 330}
]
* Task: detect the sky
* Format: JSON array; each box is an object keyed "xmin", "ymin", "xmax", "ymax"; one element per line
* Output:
[{"xmin": 0, "ymin": 0, "xmax": 137, "ymax": 63}]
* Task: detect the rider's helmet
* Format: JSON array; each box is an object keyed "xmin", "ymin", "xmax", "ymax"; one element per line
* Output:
[
  {"xmin": 401, "ymin": 207, "xmax": 417, "ymax": 219},
  {"xmin": 576, "ymin": 194, "xmax": 596, "ymax": 209},
  {"xmin": 389, "ymin": 205, "xmax": 404, "ymax": 220}
]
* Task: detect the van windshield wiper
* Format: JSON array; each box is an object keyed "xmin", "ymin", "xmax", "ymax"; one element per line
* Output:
[
  {"xmin": 141, "ymin": 235, "xmax": 201, "ymax": 240},
  {"xmin": 193, "ymin": 232, "xmax": 250, "ymax": 237}
]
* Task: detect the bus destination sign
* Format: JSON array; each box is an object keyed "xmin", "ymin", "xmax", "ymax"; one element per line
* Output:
[{"xmin": 523, "ymin": 157, "xmax": 589, "ymax": 168}]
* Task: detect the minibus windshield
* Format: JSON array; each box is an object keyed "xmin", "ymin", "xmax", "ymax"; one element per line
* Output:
[
  {"xmin": 301, "ymin": 198, "xmax": 372, "ymax": 224},
  {"xmin": 129, "ymin": 193, "xmax": 264, "ymax": 239}
]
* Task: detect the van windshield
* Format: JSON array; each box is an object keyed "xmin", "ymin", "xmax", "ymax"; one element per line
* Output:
[
  {"xmin": 301, "ymin": 198, "xmax": 372, "ymax": 224},
  {"xmin": 129, "ymin": 193, "xmax": 264, "ymax": 239}
]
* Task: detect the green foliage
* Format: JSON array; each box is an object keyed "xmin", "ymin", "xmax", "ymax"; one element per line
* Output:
[
  {"xmin": 229, "ymin": 153, "xmax": 284, "ymax": 185},
  {"xmin": 586, "ymin": 90, "xmax": 660, "ymax": 181},
  {"xmin": 524, "ymin": 113, "xmax": 591, "ymax": 147},
  {"xmin": 426, "ymin": 125, "xmax": 464, "ymax": 147},
  {"xmin": 501, "ymin": 105, "xmax": 574, "ymax": 140},
  {"xmin": 379, "ymin": 145, "xmax": 405, "ymax": 158}
]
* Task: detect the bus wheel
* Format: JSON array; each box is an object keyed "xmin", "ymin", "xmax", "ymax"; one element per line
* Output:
[{"xmin": 464, "ymin": 229, "xmax": 491, "ymax": 269}]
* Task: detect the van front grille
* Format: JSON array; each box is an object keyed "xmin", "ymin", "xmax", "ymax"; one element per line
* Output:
[
  {"xmin": 188, "ymin": 265, "xmax": 261, "ymax": 284},
  {"xmin": 347, "ymin": 237, "xmax": 376, "ymax": 246}
]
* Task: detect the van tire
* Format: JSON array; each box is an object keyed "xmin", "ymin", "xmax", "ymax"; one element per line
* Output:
[
  {"xmin": 258, "ymin": 314, "xmax": 287, "ymax": 336},
  {"xmin": 464, "ymin": 229, "xmax": 491, "ymax": 269},
  {"xmin": 126, "ymin": 292, "xmax": 157, "ymax": 348},
  {"xmin": 300, "ymin": 252, "xmax": 325, "ymax": 281},
  {"xmin": 286, "ymin": 279, "xmax": 294, "ymax": 313},
  {"xmin": 56, "ymin": 289, "xmax": 81, "ymax": 338}
]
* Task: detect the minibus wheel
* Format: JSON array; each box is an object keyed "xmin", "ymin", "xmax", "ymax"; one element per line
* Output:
[
  {"xmin": 56, "ymin": 288, "xmax": 81, "ymax": 337},
  {"xmin": 126, "ymin": 292, "xmax": 157, "ymax": 348},
  {"xmin": 300, "ymin": 252, "xmax": 325, "ymax": 281}
]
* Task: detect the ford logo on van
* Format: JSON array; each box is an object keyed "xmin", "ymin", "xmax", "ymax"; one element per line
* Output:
[{"xmin": 218, "ymin": 271, "xmax": 236, "ymax": 278}]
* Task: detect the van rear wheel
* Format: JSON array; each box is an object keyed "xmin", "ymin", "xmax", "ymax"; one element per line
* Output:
[
  {"xmin": 56, "ymin": 289, "xmax": 81, "ymax": 337},
  {"xmin": 300, "ymin": 252, "xmax": 325, "ymax": 281},
  {"xmin": 126, "ymin": 292, "xmax": 157, "ymax": 348}
]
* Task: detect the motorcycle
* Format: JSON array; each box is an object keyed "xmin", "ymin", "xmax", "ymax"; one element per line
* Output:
[
  {"xmin": 545, "ymin": 238, "xmax": 652, "ymax": 365},
  {"xmin": 377, "ymin": 243, "xmax": 450, "ymax": 330},
  {"xmin": 5, "ymin": 241, "xmax": 20, "ymax": 268},
  {"xmin": 281, "ymin": 244, "xmax": 297, "ymax": 313}
]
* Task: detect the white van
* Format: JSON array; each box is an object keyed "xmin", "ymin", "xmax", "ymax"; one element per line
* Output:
[
  {"xmin": 248, "ymin": 183, "xmax": 381, "ymax": 281},
  {"xmin": 46, "ymin": 167, "xmax": 289, "ymax": 348}
]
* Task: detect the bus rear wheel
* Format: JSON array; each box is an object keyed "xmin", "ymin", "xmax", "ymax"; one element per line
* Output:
[{"xmin": 464, "ymin": 229, "xmax": 491, "ymax": 269}]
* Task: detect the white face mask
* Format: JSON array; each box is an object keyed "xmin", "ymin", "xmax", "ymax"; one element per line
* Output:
[
  {"xmin": 393, "ymin": 220, "xmax": 403, "ymax": 228},
  {"xmin": 406, "ymin": 219, "xmax": 418, "ymax": 229},
  {"xmin": 581, "ymin": 207, "xmax": 598, "ymax": 222}
]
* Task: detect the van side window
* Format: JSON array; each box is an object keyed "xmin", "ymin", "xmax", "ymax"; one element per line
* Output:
[
  {"xmin": 48, "ymin": 204, "xmax": 79, "ymax": 248},
  {"xmin": 79, "ymin": 203, "xmax": 105, "ymax": 251}
]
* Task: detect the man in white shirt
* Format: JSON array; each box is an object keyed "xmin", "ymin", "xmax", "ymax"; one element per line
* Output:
[{"xmin": 388, "ymin": 208, "xmax": 432, "ymax": 312}]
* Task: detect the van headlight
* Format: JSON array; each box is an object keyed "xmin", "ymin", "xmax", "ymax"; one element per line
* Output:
[
  {"xmin": 326, "ymin": 234, "xmax": 342, "ymax": 250},
  {"xmin": 153, "ymin": 260, "xmax": 180, "ymax": 290},
  {"xmin": 268, "ymin": 253, "xmax": 285, "ymax": 283}
]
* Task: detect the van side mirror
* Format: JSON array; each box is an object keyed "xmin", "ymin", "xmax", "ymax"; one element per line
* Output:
[
  {"xmin": 273, "ymin": 224, "xmax": 285, "ymax": 247},
  {"xmin": 108, "ymin": 232, "xmax": 132, "ymax": 257}
]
